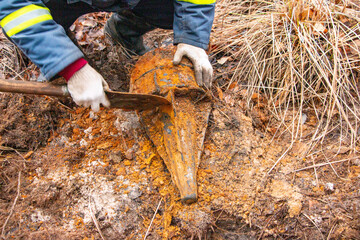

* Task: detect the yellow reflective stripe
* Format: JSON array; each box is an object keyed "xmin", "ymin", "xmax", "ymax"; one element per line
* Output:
[
  {"xmin": 0, "ymin": 4, "xmax": 50, "ymax": 28},
  {"xmin": 177, "ymin": 0, "xmax": 216, "ymax": 4},
  {"xmin": 6, "ymin": 14, "xmax": 53, "ymax": 37}
]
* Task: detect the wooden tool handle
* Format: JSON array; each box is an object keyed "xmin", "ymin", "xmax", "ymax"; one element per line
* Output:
[{"xmin": 0, "ymin": 78, "xmax": 69, "ymax": 97}]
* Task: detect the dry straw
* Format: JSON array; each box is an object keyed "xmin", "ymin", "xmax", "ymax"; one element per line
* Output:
[
  {"xmin": 0, "ymin": 33, "xmax": 26, "ymax": 80},
  {"xmin": 212, "ymin": 0, "xmax": 360, "ymax": 151}
]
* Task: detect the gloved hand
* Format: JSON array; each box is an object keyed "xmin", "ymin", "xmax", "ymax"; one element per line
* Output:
[
  {"xmin": 67, "ymin": 64, "xmax": 110, "ymax": 112},
  {"xmin": 173, "ymin": 43, "xmax": 213, "ymax": 88}
]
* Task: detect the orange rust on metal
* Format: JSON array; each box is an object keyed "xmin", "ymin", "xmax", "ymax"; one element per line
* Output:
[{"xmin": 130, "ymin": 46, "xmax": 212, "ymax": 204}]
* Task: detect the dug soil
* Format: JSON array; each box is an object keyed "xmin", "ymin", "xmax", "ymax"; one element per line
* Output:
[{"xmin": 1, "ymin": 13, "xmax": 359, "ymax": 240}]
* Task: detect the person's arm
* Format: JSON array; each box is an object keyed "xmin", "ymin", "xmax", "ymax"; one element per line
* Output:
[
  {"xmin": 173, "ymin": 0, "xmax": 215, "ymax": 50},
  {"xmin": 172, "ymin": 0, "xmax": 215, "ymax": 88},
  {"xmin": 0, "ymin": 0, "xmax": 83, "ymax": 80},
  {"xmin": 0, "ymin": 0, "xmax": 109, "ymax": 111}
]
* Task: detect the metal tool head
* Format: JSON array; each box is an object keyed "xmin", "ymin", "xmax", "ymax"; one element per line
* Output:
[{"xmin": 105, "ymin": 90, "xmax": 170, "ymax": 110}]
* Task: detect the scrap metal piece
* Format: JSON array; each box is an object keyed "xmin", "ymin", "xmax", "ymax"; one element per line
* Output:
[{"xmin": 130, "ymin": 47, "xmax": 212, "ymax": 203}]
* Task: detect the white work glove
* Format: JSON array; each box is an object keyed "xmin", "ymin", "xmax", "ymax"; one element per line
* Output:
[
  {"xmin": 173, "ymin": 43, "xmax": 213, "ymax": 88},
  {"xmin": 67, "ymin": 64, "xmax": 110, "ymax": 112}
]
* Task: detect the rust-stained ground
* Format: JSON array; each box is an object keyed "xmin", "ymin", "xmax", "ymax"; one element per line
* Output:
[{"xmin": 1, "ymin": 13, "xmax": 360, "ymax": 240}]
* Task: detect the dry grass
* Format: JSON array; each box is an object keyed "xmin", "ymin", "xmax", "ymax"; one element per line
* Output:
[
  {"xmin": 212, "ymin": 0, "xmax": 360, "ymax": 152},
  {"xmin": 0, "ymin": 33, "xmax": 27, "ymax": 80}
]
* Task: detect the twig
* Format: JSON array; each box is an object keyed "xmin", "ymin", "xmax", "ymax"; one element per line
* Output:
[
  {"xmin": 118, "ymin": 128, "xmax": 129, "ymax": 150},
  {"xmin": 267, "ymin": 143, "xmax": 293, "ymax": 174},
  {"xmin": 144, "ymin": 199, "xmax": 162, "ymax": 240},
  {"xmin": 0, "ymin": 146, "xmax": 27, "ymax": 167},
  {"xmin": 292, "ymin": 158, "xmax": 356, "ymax": 173},
  {"xmin": 14, "ymin": 150, "xmax": 26, "ymax": 161},
  {"xmin": 0, "ymin": 146, "xmax": 15, "ymax": 151},
  {"xmin": 327, "ymin": 222, "xmax": 337, "ymax": 240},
  {"xmin": 311, "ymin": 156, "xmax": 319, "ymax": 187},
  {"xmin": 89, "ymin": 196, "xmax": 106, "ymax": 240},
  {"xmin": 217, "ymin": 108, "xmax": 231, "ymax": 121},
  {"xmin": 48, "ymin": 96, "xmax": 74, "ymax": 111},
  {"xmin": 1, "ymin": 172, "xmax": 21, "ymax": 239},
  {"xmin": 14, "ymin": 150, "xmax": 27, "ymax": 168},
  {"xmin": 322, "ymin": 150, "xmax": 348, "ymax": 181},
  {"xmin": 302, "ymin": 213, "xmax": 324, "ymax": 240}
]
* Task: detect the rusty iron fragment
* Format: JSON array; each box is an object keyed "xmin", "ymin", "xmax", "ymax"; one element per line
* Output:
[{"xmin": 130, "ymin": 47, "xmax": 212, "ymax": 203}]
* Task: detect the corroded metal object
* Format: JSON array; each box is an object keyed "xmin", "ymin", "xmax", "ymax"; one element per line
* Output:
[{"xmin": 130, "ymin": 47, "xmax": 212, "ymax": 204}]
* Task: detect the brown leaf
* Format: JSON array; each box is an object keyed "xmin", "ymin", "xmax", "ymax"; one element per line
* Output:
[
  {"xmin": 251, "ymin": 92, "xmax": 259, "ymax": 101},
  {"xmin": 313, "ymin": 22, "xmax": 327, "ymax": 35},
  {"xmin": 75, "ymin": 31, "xmax": 84, "ymax": 41},
  {"xmin": 224, "ymin": 95, "xmax": 235, "ymax": 106},
  {"xmin": 97, "ymin": 142, "xmax": 113, "ymax": 150},
  {"xmin": 217, "ymin": 56, "xmax": 230, "ymax": 65},
  {"xmin": 23, "ymin": 151, "xmax": 34, "ymax": 159},
  {"xmin": 217, "ymin": 87, "xmax": 224, "ymax": 100},
  {"xmin": 81, "ymin": 19, "xmax": 97, "ymax": 28},
  {"xmin": 228, "ymin": 82, "xmax": 238, "ymax": 90},
  {"xmin": 350, "ymin": 39, "xmax": 360, "ymax": 55}
]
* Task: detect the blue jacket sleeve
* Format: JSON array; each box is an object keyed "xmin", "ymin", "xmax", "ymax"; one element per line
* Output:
[
  {"xmin": 173, "ymin": 0, "xmax": 215, "ymax": 50},
  {"xmin": 0, "ymin": 0, "xmax": 84, "ymax": 80}
]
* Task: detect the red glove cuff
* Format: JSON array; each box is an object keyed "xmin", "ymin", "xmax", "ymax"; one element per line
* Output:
[{"xmin": 58, "ymin": 58, "xmax": 88, "ymax": 81}]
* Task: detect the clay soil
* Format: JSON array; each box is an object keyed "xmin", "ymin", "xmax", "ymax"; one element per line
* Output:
[{"xmin": 1, "ymin": 13, "xmax": 359, "ymax": 240}]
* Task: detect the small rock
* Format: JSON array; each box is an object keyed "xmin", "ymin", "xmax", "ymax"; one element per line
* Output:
[
  {"xmin": 116, "ymin": 167, "xmax": 126, "ymax": 176},
  {"xmin": 125, "ymin": 148, "xmax": 135, "ymax": 160},
  {"xmin": 58, "ymin": 136, "xmax": 70, "ymax": 146},
  {"xmin": 94, "ymin": 166, "xmax": 106, "ymax": 175},
  {"xmin": 301, "ymin": 114, "xmax": 307, "ymax": 125},
  {"xmin": 255, "ymin": 130, "xmax": 265, "ymax": 138},
  {"xmin": 89, "ymin": 111, "xmax": 98, "ymax": 119},
  {"xmin": 308, "ymin": 199, "xmax": 320, "ymax": 211},
  {"xmin": 332, "ymin": 146, "xmax": 350, "ymax": 154},
  {"xmin": 288, "ymin": 199, "xmax": 302, "ymax": 217},
  {"xmin": 35, "ymin": 168, "xmax": 44, "ymax": 176},
  {"xmin": 109, "ymin": 152, "xmax": 122, "ymax": 163},
  {"xmin": 310, "ymin": 214, "xmax": 322, "ymax": 225},
  {"xmin": 204, "ymin": 149, "xmax": 211, "ymax": 156},
  {"xmin": 123, "ymin": 160, "xmax": 132, "ymax": 166},
  {"xmin": 128, "ymin": 186, "xmax": 142, "ymax": 199},
  {"xmin": 352, "ymin": 158, "xmax": 360, "ymax": 166},
  {"xmin": 325, "ymin": 182, "xmax": 334, "ymax": 192},
  {"xmin": 30, "ymin": 209, "xmax": 51, "ymax": 222},
  {"xmin": 80, "ymin": 139, "xmax": 88, "ymax": 147},
  {"xmin": 213, "ymin": 197, "xmax": 225, "ymax": 206},
  {"xmin": 84, "ymin": 127, "xmax": 93, "ymax": 135}
]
